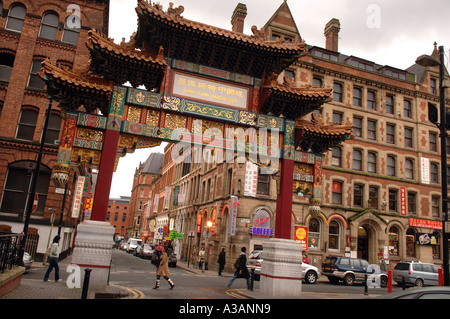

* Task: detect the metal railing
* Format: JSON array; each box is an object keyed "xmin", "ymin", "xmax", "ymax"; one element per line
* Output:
[{"xmin": 0, "ymin": 233, "xmax": 23, "ymax": 273}]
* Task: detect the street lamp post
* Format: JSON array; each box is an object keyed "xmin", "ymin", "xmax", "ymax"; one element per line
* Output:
[{"xmin": 416, "ymin": 45, "xmax": 449, "ymax": 285}]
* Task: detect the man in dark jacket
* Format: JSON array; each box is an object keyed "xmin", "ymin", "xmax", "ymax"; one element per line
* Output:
[
  {"xmin": 226, "ymin": 247, "xmax": 250, "ymax": 289},
  {"xmin": 218, "ymin": 248, "xmax": 226, "ymax": 276}
]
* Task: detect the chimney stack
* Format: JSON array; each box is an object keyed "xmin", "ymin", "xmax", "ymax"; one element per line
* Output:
[
  {"xmin": 324, "ymin": 18, "xmax": 340, "ymax": 52},
  {"xmin": 231, "ymin": 3, "xmax": 247, "ymax": 33}
]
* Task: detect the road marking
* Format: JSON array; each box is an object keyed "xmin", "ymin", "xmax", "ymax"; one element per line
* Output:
[
  {"xmin": 111, "ymin": 284, "xmax": 145, "ymax": 299},
  {"xmin": 225, "ymin": 289, "xmax": 248, "ymax": 299}
]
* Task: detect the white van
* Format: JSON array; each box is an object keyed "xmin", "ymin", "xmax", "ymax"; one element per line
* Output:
[{"xmin": 127, "ymin": 238, "xmax": 142, "ymax": 254}]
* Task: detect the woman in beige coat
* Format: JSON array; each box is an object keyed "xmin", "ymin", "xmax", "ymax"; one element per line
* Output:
[{"xmin": 153, "ymin": 247, "xmax": 175, "ymax": 289}]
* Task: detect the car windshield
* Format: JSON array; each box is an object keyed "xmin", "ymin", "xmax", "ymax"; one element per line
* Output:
[
  {"xmin": 323, "ymin": 257, "xmax": 338, "ymax": 264},
  {"xmin": 249, "ymin": 251, "xmax": 262, "ymax": 259}
]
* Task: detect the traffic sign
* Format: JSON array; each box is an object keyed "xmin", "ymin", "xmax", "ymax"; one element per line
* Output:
[{"xmin": 32, "ymin": 193, "xmax": 38, "ymax": 212}]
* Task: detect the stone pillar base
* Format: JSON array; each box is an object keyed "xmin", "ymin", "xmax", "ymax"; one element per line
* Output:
[
  {"xmin": 260, "ymin": 238, "xmax": 302, "ymax": 298},
  {"xmin": 71, "ymin": 220, "xmax": 115, "ymax": 298}
]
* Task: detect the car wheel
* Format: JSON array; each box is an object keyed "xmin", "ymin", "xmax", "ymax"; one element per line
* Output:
[
  {"xmin": 304, "ymin": 271, "xmax": 317, "ymax": 284},
  {"xmin": 343, "ymin": 274, "xmax": 355, "ymax": 286},
  {"xmin": 380, "ymin": 275, "xmax": 388, "ymax": 288},
  {"xmin": 415, "ymin": 278, "xmax": 424, "ymax": 287}
]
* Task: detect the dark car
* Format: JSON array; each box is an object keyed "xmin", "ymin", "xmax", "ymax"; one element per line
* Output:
[
  {"xmin": 139, "ymin": 244, "xmax": 154, "ymax": 259},
  {"xmin": 168, "ymin": 253, "xmax": 177, "ymax": 267},
  {"xmin": 322, "ymin": 256, "xmax": 388, "ymax": 287}
]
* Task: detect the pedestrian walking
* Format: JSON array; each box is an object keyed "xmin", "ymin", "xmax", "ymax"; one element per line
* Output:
[
  {"xmin": 153, "ymin": 246, "xmax": 175, "ymax": 289},
  {"xmin": 192, "ymin": 247, "xmax": 198, "ymax": 269},
  {"xmin": 43, "ymin": 235, "xmax": 61, "ymax": 282},
  {"xmin": 199, "ymin": 247, "xmax": 206, "ymax": 272},
  {"xmin": 226, "ymin": 247, "xmax": 250, "ymax": 289},
  {"xmin": 218, "ymin": 248, "xmax": 226, "ymax": 276}
]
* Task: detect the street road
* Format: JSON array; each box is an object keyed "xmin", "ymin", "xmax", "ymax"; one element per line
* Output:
[{"xmin": 109, "ymin": 249, "xmax": 402, "ymax": 299}]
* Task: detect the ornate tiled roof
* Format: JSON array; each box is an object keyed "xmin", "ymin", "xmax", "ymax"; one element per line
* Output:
[{"xmin": 136, "ymin": 0, "xmax": 305, "ymax": 53}]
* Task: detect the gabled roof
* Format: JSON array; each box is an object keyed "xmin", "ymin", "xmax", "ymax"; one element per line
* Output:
[
  {"xmin": 142, "ymin": 152, "xmax": 164, "ymax": 175},
  {"xmin": 263, "ymin": 0, "xmax": 302, "ymax": 41}
]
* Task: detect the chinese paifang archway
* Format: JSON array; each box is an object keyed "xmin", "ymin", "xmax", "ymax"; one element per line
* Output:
[{"xmin": 40, "ymin": 0, "xmax": 353, "ymax": 239}]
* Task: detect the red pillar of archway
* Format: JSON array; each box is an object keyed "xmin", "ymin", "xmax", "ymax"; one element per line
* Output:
[
  {"xmin": 275, "ymin": 158, "xmax": 294, "ymax": 239},
  {"xmin": 91, "ymin": 86, "xmax": 127, "ymax": 221}
]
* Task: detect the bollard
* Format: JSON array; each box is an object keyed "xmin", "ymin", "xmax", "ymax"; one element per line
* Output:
[
  {"xmin": 250, "ymin": 269, "xmax": 254, "ymax": 291},
  {"xmin": 81, "ymin": 268, "xmax": 92, "ymax": 299},
  {"xmin": 402, "ymin": 276, "xmax": 406, "ymax": 290},
  {"xmin": 439, "ymin": 268, "xmax": 444, "ymax": 286},
  {"xmin": 364, "ymin": 273, "xmax": 368, "ymax": 295},
  {"xmin": 388, "ymin": 270, "xmax": 392, "ymax": 293}
]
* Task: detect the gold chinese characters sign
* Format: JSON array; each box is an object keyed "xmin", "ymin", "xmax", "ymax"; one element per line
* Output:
[{"xmin": 171, "ymin": 71, "xmax": 249, "ymax": 110}]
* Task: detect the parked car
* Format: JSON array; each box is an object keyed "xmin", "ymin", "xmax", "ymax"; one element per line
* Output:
[
  {"xmin": 121, "ymin": 242, "xmax": 128, "ymax": 251},
  {"xmin": 127, "ymin": 238, "xmax": 142, "ymax": 254},
  {"xmin": 321, "ymin": 256, "xmax": 388, "ymax": 287},
  {"xmin": 168, "ymin": 252, "xmax": 177, "ymax": 267},
  {"xmin": 246, "ymin": 250, "xmax": 320, "ymax": 284},
  {"xmin": 134, "ymin": 244, "xmax": 142, "ymax": 256},
  {"xmin": 393, "ymin": 261, "xmax": 440, "ymax": 287},
  {"xmin": 376, "ymin": 286, "xmax": 450, "ymax": 299},
  {"xmin": 139, "ymin": 244, "xmax": 154, "ymax": 259},
  {"xmin": 22, "ymin": 252, "xmax": 33, "ymax": 270}
]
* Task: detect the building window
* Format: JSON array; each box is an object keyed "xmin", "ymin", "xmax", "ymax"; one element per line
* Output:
[
  {"xmin": 28, "ymin": 60, "xmax": 46, "ymax": 90},
  {"xmin": 367, "ymin": 152, "xmax": 377, "ymax": 173},
  {"xmin": 405, "ymin": 159, "xmax": 414, "ymax": 180},
  {"xmin": 429, "ymin": 132, "xmax": 437, "ymax": 152},
  {"xmin": 367, "ymin": 90, "xmax": 376, "ymax": 110},
  {"xmin": 387, "ymin": 155, "xmax": 396, "ymax": 177},
  {"xmin": 430, "ymin": 163, "xmax": 439, "ymax": 183},
  {"xmin": 332, "ymin": 181, "xmax": 343, "ymax": 205},
  {"xmin": 406, "ymin": 228, "xmax": 416, "ymax": 258},
  {"xmin": 0, "ymin": 161, "xmax": 50, "ymax": 216},
  {"xmin": 328, "ymin": 220, "xmax": 340, "ymax": 250},
  {"xmin": 353, "ymin": 184, "xmax": 363, "ymax": 207},
  {"xmin": 408, "ymin": 192, "xmax": 417, "ymax": 215},
  {"xmin": 389, "ymin": 189, "xmax": 398, "ymax": 212},
  {"xmin": 432, "ymin": 195, "xmax": 440, "ymax": 218},
  {"xmin": 44, "ymin": 113, "xmax": 62, "ymax": 145},
  {"xmin": 308, "ymin": 218, "xmax": 320, "ymax": 249},
  {"xmin": 62, "ymin": 16, "xmax": 81, "ymax": 45},
  {"xmin": 333, "ymin": 82, "xmax": 343, "ymax": 102},
  {"xmin": 404, "ymin": 99, "xmax": 412, "ymax": 118},
  {"xmin": 16, "ymin": 108, "xmax": 38, "ymax": 141},
  {"xmin": 353, "ymin": 87, "xmax": 362, "ymax": 107},
  {"xmin": 430, "ymin": 78, "xmax": 437, "ymax": 95},
  {"xmin": 39, "ymin": 11, "xmax": 59, "ymax": 40},
  {"xmin": 106, "ymin": 212, "xmax": 110, "ymax": 220},
  {"xmin": 0, "ymin": 52, "xmax": 15, "ymax": 83},
  {"xmin": 386, "ymin": 95, "xmax": 394, "ymax": 114},
  {"xmin": 367, "ymin": 119, "xmax": 376, "ymax": 140},
  {"xmin": 114, "ymin": 212, "xmax": 118, "ymax": 222},
  {"xmin": 257, "ymin": 171, "xmax": 270, "ymax": 195},
  {"xmin": 6, "ymin": 3, "xmax": 26, "ymax": 32},
  {"xmin": 353, "ymin": 149, "xmax": 362, "ymax": 171},
  {"xmin": 404, "ymin": 127, "xmax": 413, "ymax": 148},
  {"xmin": 332, "ymin": 112, "xmax": 342, "ymax": 124},
  {"xmin": 284, "ymin": 69, "xmax": 295, "ymax": 81},
  {"xmin": 122, "ymin": 213, "xmax": 127, "ymax": 222},
  {"xmin": 386, "ymin": 123, "xmax": 395, "ymax": 144},
  {"xmin": 312, "ymin": 77, "xmax": 322, "ymax": 87},
  {"xmin": 331, "ymin": 147, "xmax": 342, "ymax": 167},
  {"xmin": 353, "ymin": 117, "xmax": 362, "ymax": 137},
  {"xmin": 389, "ymin": 226, "xmax": 400, "ymax": 256},
  {"xmin": 369, "ymin": 186, "xmax": 378, "ymax": 209}
]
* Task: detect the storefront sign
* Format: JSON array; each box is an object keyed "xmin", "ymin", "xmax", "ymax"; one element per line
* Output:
[
  {"xmin": 421, "ymin": 157, "xmax": 430, "ymax": 184},
  {"xmin": 196, "ymin": 210, "xmax": 203, "ymax": 234},
  {"xmin": 400, "ymin": 187, "xmax": 407, "ymax": 216},
  {"xmin": 409, "ymin": 218, "xmax": 442, "ymax": 230},
  {"xmin": 244, "ymin": 162, "xmax": 258, "ymax": 197},
  {"xmin": 294, "ymin": 226, "xmax": 308, "ymax": 251},
  {"xmin": 228, "ymin": 196, "xmax": 239, "ymax": 235},
  {"xmin": 71, "ymin": 176, "xmax": 85, "ymax": 218},
  {"xmin": 252, "ymin": 227, "xmax": 274, "ymax": 237},
  {"xmin": 415, "ymin": 233, "xmax": 438, "ymax": 245}
]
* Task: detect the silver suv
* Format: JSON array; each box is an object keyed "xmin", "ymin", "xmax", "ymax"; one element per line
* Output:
[{"xmin": 393, "ymin": 261, "xmax": 440, "ymax": 287}]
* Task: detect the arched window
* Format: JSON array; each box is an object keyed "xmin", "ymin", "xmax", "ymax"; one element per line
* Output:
[
  {"xmin": 406, "ymin": 228, "xmax": 416, "ymax": 258},
  {"xmin": 328, "ymin": 220, "xmax": 340, "ymax": 250},
  {"xmin": 39, "ymin": 11, "xmax": 59, "ymax": 40},
  {"xmin": 308, "ymin": 218, "xmax": 321, "ymax": 249},
  {"xmin": 28, "ymin": 59, "xmax": 46, "ymax": 90},
  {"xmin": 0, "ymin": 161, "xmax": 51, "ymax": 216},
  {"xmin": 389, "ymin": 226, "xmax": 400, "ymax": 256},
  {"xmin": 6, "ymin": 3, "xmax": 26, "ymax": 32},
  {"xmin": 62, "ymin": 16, "xmax": 80, "ymax": 45},
  {"xmin": 0, "ymin": 51, "xmax": 15, "ymax": 83}
]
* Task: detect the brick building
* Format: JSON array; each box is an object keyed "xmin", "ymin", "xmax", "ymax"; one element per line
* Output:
[
  {"xmin": 107, "ymin": 196, "xmax": 130, "ymax": 238},
  {"xmin": 128, "ymin": 1, "xmax": 450, "ymax": 274},
  {"xmin": 0, "ymin": 0, "xmax": 109, "ymax": 259}
]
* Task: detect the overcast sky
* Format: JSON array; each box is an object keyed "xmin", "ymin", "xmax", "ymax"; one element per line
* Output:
[{"xmin": 108, "ymin": 0, "xmax": 450, "ymax": 198}]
